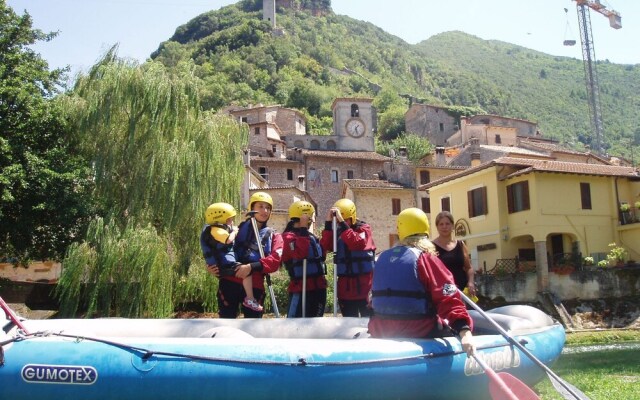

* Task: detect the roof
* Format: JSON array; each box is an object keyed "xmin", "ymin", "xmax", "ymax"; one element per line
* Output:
[
  {"xmin": 250, "ymin": 156, "xmax": 299, "ymax": 164},
  {"xmin": 330, "ymin": 97, "xmax": 373, "ymax": 110},
  {"xmin": 302, "ymin": 150, "xmax": 392, "ymax": 161},
  {"xmin": 343, "ymin": 179, "xmax": 407, "ymax": 189},
  {"xmin": 479, "ymin": 145, "xmax": 549, "ymax": 157},
  {"xmin": 419, "ymin": 157, "xmax": 640, "ymax": 190}
]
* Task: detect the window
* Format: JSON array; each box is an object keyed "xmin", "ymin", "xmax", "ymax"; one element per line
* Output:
[
  {"xmin": 258, "ymin": 167, "xmax": 268, "ymax": 180},
  {"xmin": 351, "ymin": 104, "xmax": 359, "ymax": 117},
  {"xmin": 254, "ymin": 127, "xmax": 260, "ymax": 135},
  {"xmin": 347, "ymin": 170, "xmax": 354, "ymax": 179},
  {"xmin": 287, "ymin": 169, "xmax": 293, "ymax": 181},
  {"xmin": 392, "ymin": 198, "xmax": 401, "ymax": 215},
  {"xmin": 421, "ymin": 197, "xmax": 431, "ymax": 213},
  {"xmin": 580, "ymin": 182, "xmax": 592, "ymax": 210},
  {"xmin": 495, "ymin": 135, "xmax": 501, "ymax": 144},
  {"xmin": 331, "ymin": 170, "xmax": 339, "ymax": 183},
  {"xmin": 241, "ymin": 117, "xmax": 248, "ymax": 123},
  {"xmin": 310, "ymin": 140, "xmax": 320, "ymax": 150},
  {"xmin": 506, "ymin": 181, "xmax": 530, "ymax": 213},
  {"xmin": 441, "ymin": 197, "xmax": 451, "ymax": 212},
  {"xmin": 419, "ymin": 170, "xmax": 430, "ymax": 185},
  {"xmin": 467, "ymin": 186, "xmax": 488, "ymax": 217},
  {"xmin": 439, "ymin": 123, "xmax": 444, "ymax": 132}
]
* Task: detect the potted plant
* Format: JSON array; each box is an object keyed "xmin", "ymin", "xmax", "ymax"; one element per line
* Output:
[
  {"xmin": 606, "ymin": 242, "xmax": 628, "ymax": 267},
  {"xmin": 635, "ymin": 200, "xmax": 640, "ymax": 210},
  {"xmin": 583, "ymin": 256, "xmax": 594, "ymax": 267},
  {"xmin": 620, "ymin": 203, "xmax": 630, "ymax": 212}
]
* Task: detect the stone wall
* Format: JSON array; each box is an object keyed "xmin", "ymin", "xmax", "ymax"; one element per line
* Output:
[
  {"xmin": 477, "ymin": 265, "xmax": 640, "ymax": 302},
  {"xmin": 305, "ymin": 157, "xmax": 385, "ymax": 216}
]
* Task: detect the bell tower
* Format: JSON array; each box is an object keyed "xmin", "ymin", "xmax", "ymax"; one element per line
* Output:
[
  {"xmin": 263, "ymin": 0, "xmax": 276, "ymax": 29},
  {"xmin": 331, "ymin": 98, "xmax": 375, "ymax": 151}
]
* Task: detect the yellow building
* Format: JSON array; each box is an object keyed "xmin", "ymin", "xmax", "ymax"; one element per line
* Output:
[{"xmin": 421, "ymin": 157, "xmax": 640, "ymax": 291}]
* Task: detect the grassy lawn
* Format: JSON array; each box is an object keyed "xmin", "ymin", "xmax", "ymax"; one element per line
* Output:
[{"xmin": 534, "ymin": 330, "xmax": 640, "ymax": 400}]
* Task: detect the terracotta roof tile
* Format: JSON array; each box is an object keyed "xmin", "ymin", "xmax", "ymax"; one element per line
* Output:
[
  {"xmin": 344, "ymin": 179, "xmax": 406, "ymax": 189},
  {"xmin": 420, "ymin": 157, "xmax": 639, "ymax": 190},
  {"xmin": 302, "ymin": 150, "xmax": 392, "ymax": 161}
]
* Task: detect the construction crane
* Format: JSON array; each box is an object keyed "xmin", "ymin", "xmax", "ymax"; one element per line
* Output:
[{"xmin": 572, "ymin": 0, "xmax": 622, "ymax": 155}]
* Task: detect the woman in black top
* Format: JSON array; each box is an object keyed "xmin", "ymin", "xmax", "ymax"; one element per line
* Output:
[{"xmin": 432, "ymin": 211, "xmax": 476, "ymax": 298}]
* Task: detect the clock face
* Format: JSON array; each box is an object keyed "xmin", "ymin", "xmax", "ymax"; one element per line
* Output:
[{"xmin": 346, "ymin": 118, "xmax": 365, "ymax": 137}]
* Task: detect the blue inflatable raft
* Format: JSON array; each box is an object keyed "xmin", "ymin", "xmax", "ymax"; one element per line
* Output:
[{"xmin": 0, "ymin": 305, "xmax": 564, "ymax": 400}]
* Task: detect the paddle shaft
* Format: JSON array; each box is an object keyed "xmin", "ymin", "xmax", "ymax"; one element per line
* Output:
[
  {"xmin": 459, "ymin": 290, "xmax": 587, "ymax": 400},
  {"xmin": 302, "ymin": 259, "xmax": 307, "ymax": 318},
  {"xmin": 248, "ymin": 214, "xmax": 280, "ymax": 318},
  {"xmin": 0, "ymin": 295, "xmax": 30, "ymax": 334},
  {"xmin": 332, "ymin": 215, "xmax": 338, "ymax": 316}
]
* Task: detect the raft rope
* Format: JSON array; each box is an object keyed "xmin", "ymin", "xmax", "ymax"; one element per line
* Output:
[{"xmin": 1, "ymin": 330, "xmax": 528, "ymax": 367}]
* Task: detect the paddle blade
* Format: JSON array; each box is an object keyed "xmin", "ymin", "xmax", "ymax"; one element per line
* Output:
[
  {"xmin": 490, "ymin": 372, "xmax": 540, "ymax": 400},
  {"xmin": 548, "ymin": 372, "xmax": 591, "ymax": 400}
]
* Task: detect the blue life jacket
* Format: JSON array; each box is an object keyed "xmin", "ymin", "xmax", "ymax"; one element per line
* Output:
[
  {"xmin": 284, "ymin": 234, "xmax": 326, "ymax": 279},
  {"xmin": 234, "ymin": 220, "xmax": 273, "ymax": 263},
  {"xmin": 335, "ymin": 231, "xmax": 375, "ymax": 276},
  {"xmin": 199, "ymin": 224, "xmax": 237, "ymax": 272},
  {"xmin": 371, "ymin": 246, "xmax": 431, "ymax": 318}
]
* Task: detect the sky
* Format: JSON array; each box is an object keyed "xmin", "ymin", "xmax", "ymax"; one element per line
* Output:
[{"xmin": 7, "ymin": 0, "xmax": 640, "ymax": 80}]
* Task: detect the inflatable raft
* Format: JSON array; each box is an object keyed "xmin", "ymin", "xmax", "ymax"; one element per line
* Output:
[{"xmin": 0, "ymin": 305, "xmax": 564, "ymax": 400}]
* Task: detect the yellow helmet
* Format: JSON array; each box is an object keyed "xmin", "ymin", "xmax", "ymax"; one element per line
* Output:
[
  {"xmin": 334, "ymin": 198, "xmax": 356, "ymax": 224},
  {"xmin": 205, "ymin": 202, "xmax": 237, "ymax": 225},
  {"xmin": 289, "ymin": 200, "xmax": 315, "ymax": 220},
  {"xmin": 397, "ymin": 207, "xmax": 430, "ymax": 240},
  {"xmin": 249, "ymin": 191, "xmax": 273, "ymax": 210}
]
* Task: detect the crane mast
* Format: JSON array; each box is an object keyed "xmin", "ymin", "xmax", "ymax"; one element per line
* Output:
[{"xmin": 573, "ymin": 0, "xmax": 621, "ymax": 155}]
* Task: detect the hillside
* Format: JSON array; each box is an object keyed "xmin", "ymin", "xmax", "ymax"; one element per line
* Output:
[{"xmin": 150, "ymin": 0, "xmax": 640, "ymax": 157}]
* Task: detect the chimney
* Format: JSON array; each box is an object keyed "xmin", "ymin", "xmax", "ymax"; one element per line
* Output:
[
  {"xmin": 398, "ymin": 146, "xmax": 408, "ymax": 158},
  {"xmin": 435, "ymin": 146, "xmax": 446, "ymax": 166},
  {"xmin": 243, "ymin": 148, "xmax": 250, "ymax": 167},
  {"xmin": 470, "ymin": 152, "xmax": 481, "ymax": 167},
  {"xmin": 297, "ymin": 175, "xmax": 305, "ymax": 191}
]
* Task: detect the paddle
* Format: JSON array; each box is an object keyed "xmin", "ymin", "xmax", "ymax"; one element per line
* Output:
[
  {"xmin": 302, "ymin": 259, "xmax": 307, "ymax": 318},
  {"xmin": 458, "ymin": 289, "xmax": 591, "ymax": 400},
  {"xmin": 0, "ymin": 295, "xmax": 30, "ymax": 334},
  {"xmin": 332, "ymin": 214, "xmax": 338, "ymax": 316},
  {"xmin": 444, "ymin": 319, "xmax": 539, "ymax": 400},
  {"xmin": 247, "ymin": 211, "xmax": 280, "ymax": 318}
]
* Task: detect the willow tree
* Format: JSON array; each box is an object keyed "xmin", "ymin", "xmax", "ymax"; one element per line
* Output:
[{"xmin": 56, "ymin": 49, "xmax": 247, "ymax": 317}]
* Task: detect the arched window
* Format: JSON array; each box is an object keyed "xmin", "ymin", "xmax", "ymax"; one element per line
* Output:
[
  {"xmin": 294, "ymin": 140, "xmax": 304, "ymax": 148},
  {"xmin": 310, "ymin": 140, "xmax": 320, "ymax": 150},
  {"xmin": 351, "ymin": 104, "xmax": 359, "ymax": 117},
  {"xmin": 326, "ymin": 140, "xmax": 337, "ymax": 150}
]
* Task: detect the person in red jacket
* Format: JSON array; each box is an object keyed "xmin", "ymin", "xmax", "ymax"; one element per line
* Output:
[
  {"xmin": 321, "ymin": 198, "xmax": 376, "ymax": 317},
  {"xmin": 369, "ymin": 207, "xmax": 476, "ymax": 356},
  {"xmin": 281, "ymin": 200, "xmax": 327, "ymax": 318},
  {"xmin": 206, "ymin": 192, "xmax": 283, "ymax": 318}
]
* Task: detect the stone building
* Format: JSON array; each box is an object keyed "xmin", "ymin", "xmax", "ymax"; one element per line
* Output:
[
  {"xmin": 404, "ymin": 104, "xmax": 458, "ymax": 146},
  {"xmin": 447, "ymin": 114, "xmax": 540, "ymax": 147},
  {"xmin": 342, "ymin": 179, "xmax": 415, "ymax": 251}
]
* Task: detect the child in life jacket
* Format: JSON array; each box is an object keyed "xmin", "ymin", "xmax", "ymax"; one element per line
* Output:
[
  {"xmin": 200, "ymin": 202, "xmax": 263, "ymax": 312},
  {"xmin": 281, "ymin": 200, "xmax": 327, "ymax": 318},
  {"xmin": 321, "ymin": 198, "xmax": 376, "ymax": 317}
]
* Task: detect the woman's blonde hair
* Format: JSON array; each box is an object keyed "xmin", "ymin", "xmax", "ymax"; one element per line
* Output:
[{"xmin": 399, "ymin": 234, "xmax": 436, "ymax": 255}]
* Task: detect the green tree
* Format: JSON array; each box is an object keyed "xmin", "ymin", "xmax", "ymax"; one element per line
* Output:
[
  {"xmin": 56, "ymin": 51, "xmax": 248, "ymax": 317},
  {"xmin": 0, "ymin": 3, "xmax": 94, "ymax": 262},
  {"xmin": 377, "ymin": 105, "xmax": 406, "ymax": 141},
  {"xmin": 376, "ymin": 133, "xmax": 433, "ymax": 163}
]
